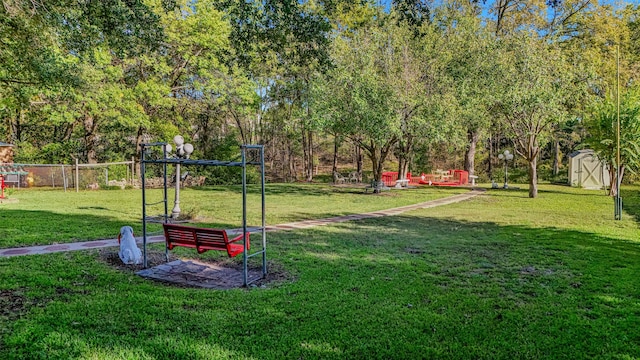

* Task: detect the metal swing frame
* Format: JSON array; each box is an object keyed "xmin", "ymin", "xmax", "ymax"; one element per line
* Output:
[{"xmin": 139, "ymin": 143, "xmax": 266, "ymax": 286}]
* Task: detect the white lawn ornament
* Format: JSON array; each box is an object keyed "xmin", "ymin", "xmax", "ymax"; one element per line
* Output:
[{"xmin": 118, "ymin": 226, "xmax": 142, "ymax": 265}]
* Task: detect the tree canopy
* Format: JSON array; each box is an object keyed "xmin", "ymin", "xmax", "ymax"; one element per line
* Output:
[{"xmin": 1, "ymin": 0, "xmax": 638, "ymax": 194}]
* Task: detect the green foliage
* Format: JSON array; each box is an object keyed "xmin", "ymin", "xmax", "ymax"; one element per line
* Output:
[
  {"xmin": 0, "ymin": 2, "xmax": 79, "ymax": 88},
  {"xmin": 392, "ymin": 0, "xmax": 431, "ymax": 33},
  {"xmin": 537, "ymin": 162, "xmax": 570, "ymax": 184},
  {"xmin": 584, "ymin": 86, "xmax": 640, "ymax": 194},
  {"xmin": 313, "ymin": 16, "xmax": 432, "ymax": 181},
  {"xmin": 194, "ymin": 134, "xmax": 258, "ymax": 185},
  {"xmin": 493, "ymin": 32, "xmax": 575, "ymax": 197},
  {"xmin": 1, "ymin": 0, "xmax": 638, "ymax": 190},
  {"xmin": 11, "ymin": 142, "xmax": 39, "ymax": 163},
  {"xmin": 52, "ymin": 0, "xmax": 167, "ymax": 58},
  {"xmin": 586, "ymin": 88, "xmax": 640, "ymax": 172}
]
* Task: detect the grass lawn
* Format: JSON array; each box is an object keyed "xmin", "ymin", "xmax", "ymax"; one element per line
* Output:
[
  {"xmin": 0, "ymin": 184, "xmax": 467, "ymax": 248},
  {"xmin": 1, "ymin": 184, "xmax": 639, "ymax": 359}
]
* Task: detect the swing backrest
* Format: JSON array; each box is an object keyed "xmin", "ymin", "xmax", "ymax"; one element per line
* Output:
[{"xmin": 163, "ymin": 223, "xmax": 250, "ymax": 257}]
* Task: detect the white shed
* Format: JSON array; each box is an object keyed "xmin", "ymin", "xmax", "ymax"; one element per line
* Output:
[{"xmin": 568, "ymin": 149, "xmax": 610, "ymax": 190}]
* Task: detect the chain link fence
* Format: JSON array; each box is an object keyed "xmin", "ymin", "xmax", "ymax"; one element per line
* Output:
[{"xmin": 1, "ymin": 161, "xmax": 135, "ymax": 191}]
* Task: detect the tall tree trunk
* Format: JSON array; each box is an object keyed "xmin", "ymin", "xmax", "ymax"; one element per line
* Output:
[
  {"xmin": 302, "ymin": 129, "xmax": 308, "ymax": 179},
  {"xmin": 397, "ymin": 156, "xmax": 406, "ymax": 180},
  {"xmin": 230, "ymin": 108, "xmax": 247, "ymax": 144},
  {"xmin": 396, "ymin": 145, "xmax": 409, "ymax": 179},
  {"xmin": 304, "ymin": 85, "xmax": 314, "ymax": 182},
  {"xmin": 134, "ymin": 126, "xmax": 147, "ymax": 179},
  {"xmin": 54, "ymin": 123, "xmax": 74, "ymax": 143},
  {"xmin": 83, "ymin": 114, "xmax": 97, "ymax": 164},
  {"xmin": 288, "ymin": 140, "xmax": 296, "ymax": 181},
  {"xmin": 397, "ymin": 151, "xmax": 411, "ymax": 180},
  {"xmin": 5, "ymin": 110, "xmax": 13, "ymax": 142},
  {"xmin": 356, "ymin": 145, "xmax": 363, "ymax": 182},
  {"xmin": 308, "ymin": 131, "xmax": 314, "ymax": 182},
  {"xmin": 465, "ymin": 129, "xmax": 479, "ymax": 176},
  {"xmin": 369, "ymin": 148, "xmax": 384, "ymax": 193},
  {"xmin": 267, "ymin": 144, "xmax": 275, "ymax": 172},
  {"xmin": 495, "ymin": 0, "xmax": 512, "ymax": 35},
  {"xmin": 524, "ymin": 135, "xmax": 540, "ymax": 198},
  {"xmin": 608, "ymin": 166, "xmax": 616, "ymax": 196},
  {"xmin": 280, "ymin": 143, "xmax": 287, "ymax": 181},
  {"xmin": 303, "ymin": 129, "xmax": 313, "ymax": 182},
  {"xmin": 528, "ymin": 156, "xmax": 538, "ymax": 198},
  {"xmin": 12, "ymin": 108, "xmax": 24, "ymax": 142},
  {"xmin": 332, "ymin": 135, "xmax": 339, "ymax": 182},
  {"xmin": 552, "ymin": 139, "xmax": 560, "ymax": 176},
  {"xmin": 362, "ymin": 138, "xmax": 397, "ymax": 193},
  {"xmin": 395, "ymin": 136, "xmax": 413, "ymax": 180},
  {"xmin": 487, "ymin": 135, "xmax": 493, "ymax": 180},
  {"xmin": 609, "ymin": 165, "xmax": 625, "ymax": 197}
]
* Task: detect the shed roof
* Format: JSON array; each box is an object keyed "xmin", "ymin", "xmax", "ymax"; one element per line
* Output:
[
  {"xmin": 569, "ymin": 149, "xmax": 594, "ymax": 158},
  {"xmin": 0, "ymin": 142, "xmax": 14, "ymax": 147}
]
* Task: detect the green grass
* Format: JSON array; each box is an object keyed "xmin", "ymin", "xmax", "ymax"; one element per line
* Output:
[
  {"xmin": 1, "ymin": 184, "xmax": 640, "ymax": 359},
  {"xmin": 0, "ymin": 184, "xmax": 466, "ymax": 247}
]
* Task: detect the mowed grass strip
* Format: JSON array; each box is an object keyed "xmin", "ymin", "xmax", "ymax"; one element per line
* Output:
[
  {"xmin": 0, "ymin": 184, "xmax": 467, "ymax": 248},
  {"xmin": 0, "ymin": 184, "xmax": 639, "ymax": 359}
]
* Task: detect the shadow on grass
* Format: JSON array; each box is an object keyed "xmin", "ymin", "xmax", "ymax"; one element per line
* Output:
[
  {"xmin": 488, "ymin": 185, "xmax": 616, "ymax": 199},
  {"xmin": 0, "ymin": 210, "xmax": 160, "ymax": 248},
  {"xmin": 274, "ymin": 215, "xmax": 640, "ymax": 273},
  {"xmin": 537, "ymin": 188, "xmax": 610, "ymax": 197},
  {"xmin": 621, "ymin": 187, "xmax": 640, "ymax": 225},
  {"xmin": 488, "ymin": 187, "xmax": 608, "ymax": 198},
  {"xmin": 485, "ymin": 188, "xmax": 532, "ymax": 198},
  {"xmin": 1, "ymin": 214, "xmax": 639, "ymax": 359}
]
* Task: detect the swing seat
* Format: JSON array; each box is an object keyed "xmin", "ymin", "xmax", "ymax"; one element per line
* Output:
[{"xmin": 163, "ymin": 223, "xmax": 250, "ymax": 257}]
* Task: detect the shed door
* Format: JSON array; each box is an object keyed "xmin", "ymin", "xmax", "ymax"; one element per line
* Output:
[{"xmin": 579, "ymin": 157, "xmax": 601, "ymax": 189}]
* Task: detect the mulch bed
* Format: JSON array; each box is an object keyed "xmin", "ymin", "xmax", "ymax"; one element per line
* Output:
[{"xmin": 98, "ymin": 249, "xmax": 292, "ymax": 290}]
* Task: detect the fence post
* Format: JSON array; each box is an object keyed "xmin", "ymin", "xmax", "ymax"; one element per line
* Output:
[
  {"xmin": 62, "ymin": 165, "xmax": 67, "ymax": 192},
  {"xmin": 75, "ymin": 158, "xmax": 79, "ymax": 192}
]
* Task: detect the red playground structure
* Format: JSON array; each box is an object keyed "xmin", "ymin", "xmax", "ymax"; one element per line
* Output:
[
  {"xmin": 381, "ymin": 169, "xmax": 469, "ymax": 187},
  {"xmin": 0, "ymin": 174, "xmax": 5, "ymax": 199}
]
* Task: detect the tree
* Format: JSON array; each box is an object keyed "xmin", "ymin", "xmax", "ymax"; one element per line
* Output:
[
  {"xmin": 72, "ymin": 49, "xmax": 151, "ymax": 163},
  {"xmin": 0, "ymin": 0, "xmax": 168, "ymax": 159},
  {"xmin": 585, "ymin": 88, "xmax": 640, "ymax": 196},
  {"xmin": 490, "ymin": 0, "xmax": 547, "ymax": 35},
  {"xmin": 494, "ymin": 33, "xmax": 572, "ymax": 198},
  {"xmin": 439, "ymin": 7, "xmax": 497, "ymax": 177},
  {"xmin": 392, "ymin": 0, "xmax": 431, "ymax": 34},
  {"xmin": 312, "ymin": 19, "xmax": 399, "ymax": 191},
  {"xmin": 213, "ymin": 0, "xmax": 331, "ymax": 181},
  {"xmin": 553, "ymin": 2, "xmax": 634, "ymax": 182},
  {"xmin": 386, "ymin": 16, "xmax": 449, "ymax": 180}
]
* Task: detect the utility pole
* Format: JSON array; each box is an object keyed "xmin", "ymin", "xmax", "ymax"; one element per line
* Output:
[{"xmin": 615, "ymin": 44, "xmax": 622, "ymax": 220}]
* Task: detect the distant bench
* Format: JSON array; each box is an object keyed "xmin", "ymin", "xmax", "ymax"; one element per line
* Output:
[
  {"xmin": 364, "ymin": 181, "xmax": 391, "ymax": 193},
  {"xmin": 163, "ymin": 223, "xmax": 250, "ymax": 258},
  {"xmin": 394, "ymin": 178, "xmax": 410, "ymax": 188}
]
